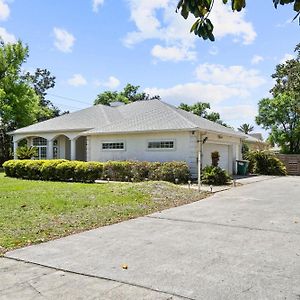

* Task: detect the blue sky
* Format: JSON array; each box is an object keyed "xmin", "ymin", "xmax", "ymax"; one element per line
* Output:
[{"xmin": 0, "ymin": 0, "xmax": 299, "ymax": 134}]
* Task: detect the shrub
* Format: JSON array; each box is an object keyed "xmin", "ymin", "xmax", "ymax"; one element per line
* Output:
[
  {"xmin": 244, "ymin": 150, "xmax": 287, "ymax": 176},
  {"xmin": 241, "ymin": 143, "xmax": 250, "ymax": 159},
  {"xmin": 74, "ymin": 161, "xmax": 103, "ymax": 182},
  {"xmin": 3, "ymin": 159, "xmax": 190, "ymax": 183},
  {"xmin": 148, "ymin": 161, "xmax": 190, "ymax": 183},
  {"xmin": 2, "ymin": 160, "xmax": 16, "ymax": 177},
  {"xmin": 130, "ymin": 161, "xmax": 150, "ymax": 182},
  {"xmin": 103, "ymin": 161, "xmax": 133, "ymax": 181},
  {"xmin": 40, "ymin": 160, "xmax": 66, "ymax": 181},
  {"xmin": 55, "ymin": 161, "xmax": 79, "ymax": 181},
  {"xmin": 22, "ymin": 160, "xmax": 46, "ymax": 180},
  {"xmin": 201, "ymin": 166, "xmax": 231, "ymax": 185},
  {"xmin": 16, "ymin": 146, "xmax": 38, "ymax": 160}
]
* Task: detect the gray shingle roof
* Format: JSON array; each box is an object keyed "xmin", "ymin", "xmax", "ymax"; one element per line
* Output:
[
  {"xmin": 12, "ymin": 100, "xmax": 245, "ymax": 138},
  {"xmin": 12, "ymin": 105, "xmax": 122, "ymax": 134}
]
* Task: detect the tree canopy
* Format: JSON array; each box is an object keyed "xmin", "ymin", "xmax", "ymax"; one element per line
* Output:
[
  {"xmin": 178, "ymin": 101, "xmax": 229, "ymax": 127},
  {"xmin": 0, "ymin": 41, "xmax": 40, "ymax": 130},
  {"xmin": 0, "ymin": 41, "xmax": 39, "ymax": 163},
  {"xmin": 176, "ymin": 0, "xmax": 300, "ymax": 41},
  {"xmin": 23, "ymin": 68, "xmax": 66, "ymax": 121},
  {"xmin": 94, "ymin": 83, "xmax": 160, "ymax": 106},
  {"xmin": 0, "ymin": 41, "xmax": 62, "ymax": 164},
  {"xmin": 238, "ymin": 123, "xmax": 254, "ymax": 134},
  {"xmin": 256, "ymin": 43, "xmax": 300, "ymax": 154}
]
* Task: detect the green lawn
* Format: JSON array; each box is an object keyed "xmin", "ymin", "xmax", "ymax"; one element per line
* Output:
[{"xmin": 0, "ymin": 173, "xmax": 209, "ymax": 254}]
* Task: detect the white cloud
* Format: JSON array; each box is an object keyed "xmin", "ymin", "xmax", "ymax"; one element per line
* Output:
[
  {"xmin": 251, "ymin": 55, "xmax": 264, "ymax": 65},
  {"xmin": 0, "ymin": 0, "xmax": 9, "ymax": 21},
  {"xmin": 209, "ymin": 47, "xmax": 219, "ymax": 56},
  {"xmin": 92, "ymin": 0, "xmax": 104, "ymax": 12},
  {"xmin": 210, "ymin": 0, "xmax": 256, "ymax": 45},
  {"xmin": 145, "ymin": 83, "xmax": 248, "ymax": 105},
  {"xmin": 215, "ymin": 104, "xmax": 257, "ymax": 121},
  {"xmin": 94, "ymin": 76, "xmax": 120, "ymax": 89},
  {"xmin": 144, "ymin": 63, "xmax": 265, "ymax": 114},
  {"xmin": 151, "ymin": 45, "xmax": 196, "ymax": 62},
  {"xmin": 0, "ymin": 27, "xmax": 16, "ymax": 43},
  {"xmin": 280, "ymin": 53, "xmax": 294, "ymax": 64},
  {"xmin": 67, "ymin": 74, "xmax": 87, "ymax": 87},
  {"xmin": 124, "ymin": 0, "xmax": 256, "ymax": 61},
  {"xmin": 53, "ymin": 27, "xmax": 75, "ymax": 53},
  {"xmin": 195, "ymin": 63, "xmax": 266, "ymax": 88},
  {"xmin": 103, "ymin": 76, "xmax": 120, "ymax": 89}
]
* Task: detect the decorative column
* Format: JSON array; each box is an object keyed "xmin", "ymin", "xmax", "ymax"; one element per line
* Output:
[
  {"xmin": 70, "ymin": 138, "xmax": 77, "ymax": 161},
  {"xmin": 233, "ymin": 143, "xmax": 240, "ymax": 175},
  {"xmin": 48, "ymin": 140, "xmax": 54, "ymax": 160},
  {"xmin": 13, "ymin": 141, "xmax": 18, "ymax": 160},
  {"xmin": 26, "ymin": 137, "xmax": 33, "ymax": 147},
  {"xmin": 86, "ymin": 136, "xmax": 91, "ymax": 161}
]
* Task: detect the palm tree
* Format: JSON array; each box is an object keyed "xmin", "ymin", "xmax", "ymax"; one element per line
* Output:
[{"xmin": 238, "ymin": 123, "xmax": 254, "ymax": 134}]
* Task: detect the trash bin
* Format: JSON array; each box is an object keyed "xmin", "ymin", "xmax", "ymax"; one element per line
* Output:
[{"xmin": 236, "ymin": 160, "xmax": 249, "ymax": 176}]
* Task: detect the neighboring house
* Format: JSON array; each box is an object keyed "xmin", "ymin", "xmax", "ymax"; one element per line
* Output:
[
  {"xmin": 10, "ymin": 100, "xmax": 246, "ymax": 178},
  {"xmin": 244, "ymin": 133, "xmax": 268, "ymax": 151}
]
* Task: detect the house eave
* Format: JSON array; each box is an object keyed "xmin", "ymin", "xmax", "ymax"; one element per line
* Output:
[
  {"xmin": 9, "ymin": 128, "xmax": 93, "ymax": 136},
  {"xmin": 81, "ymin": 127, "xmax": 244, "ymax": 139}
]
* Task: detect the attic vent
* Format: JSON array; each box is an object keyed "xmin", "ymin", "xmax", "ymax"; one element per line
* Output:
[{"xmin": 109, "ymin": 101, "xmax": 125, "ymax": 107}]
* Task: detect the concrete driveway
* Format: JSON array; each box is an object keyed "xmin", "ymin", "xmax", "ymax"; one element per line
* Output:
[{"xmin": 3, "ymin": 176, "xmax": 300, "ymax": 299}]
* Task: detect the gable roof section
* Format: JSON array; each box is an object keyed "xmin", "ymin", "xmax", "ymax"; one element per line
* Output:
[{"xmin": 12, "ymin": 99, "xmax": 244, "ymax": 138}]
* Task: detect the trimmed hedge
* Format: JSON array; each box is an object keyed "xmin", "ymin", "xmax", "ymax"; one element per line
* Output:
[{"xmin": 2, "ymin": 159, "xmax": 190, "ymax": 183}]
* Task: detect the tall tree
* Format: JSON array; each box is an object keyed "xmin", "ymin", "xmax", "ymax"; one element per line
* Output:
[
  {"xmin": 23, "ymin": 68, "xmax": 66, "ymax": 121},
  {"xmin": 256, "ymin": 43, "xmax": 300, "ymax": 154},
  {"xmin": 0, "ymin": 41, "xmax": 40, "ymax": 164},
  {"xmin": 176, "ymin": 0, "xmax": 300, "ymax": 41},
  {"xmin": 94, "ymin": 83, "xmax": 160, "ymax": 106},
  {"xmin": 238, "ymin": 123, "xmax": 254, "ymax": 134},
  {"xmin": 178, "ymin": 101, "xmax": 229, "ymax": 127}
]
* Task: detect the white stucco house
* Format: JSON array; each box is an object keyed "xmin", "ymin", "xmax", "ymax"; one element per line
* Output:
[{"xmin": 10, "ymin": 100, "xmax": 246, "ymax": 178}]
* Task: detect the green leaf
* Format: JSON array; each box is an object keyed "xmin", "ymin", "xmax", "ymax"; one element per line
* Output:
[
  {"xmin": 294, "ymin": 0, "xmax": 300, "ymax": 12},
  {"xmin": 181, "ymin": 5, "xmax": 189, "ymax": 19},
  {"xmin": 190, "ymin": 20, "xmax": 199, "ymax": 33}
]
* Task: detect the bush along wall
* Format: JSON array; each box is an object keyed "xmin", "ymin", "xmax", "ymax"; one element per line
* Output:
[
  {"xmin": 244, "ymin": 150, "xmax": 287, "ymax": 176},
  {"xmin": 2, "ymin": 160, "xmax": 190, "ymax": 183},
  {"xmin": 201, "ymin": 166, "xmax": 232, "ymax": 186}
]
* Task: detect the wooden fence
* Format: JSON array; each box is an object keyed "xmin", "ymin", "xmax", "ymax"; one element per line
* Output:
[{"xmin": 276, "ymin": 154, "xmax": 300, "ymax": 175}]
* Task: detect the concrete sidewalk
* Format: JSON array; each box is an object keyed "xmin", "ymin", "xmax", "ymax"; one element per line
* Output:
[
  {"xmin": 1, "ymin": 258, "xmax": 182, "ymax": 299},
  {"xmin": 3, "ymin": 176, "xmax": 300, "ymax": 299}
]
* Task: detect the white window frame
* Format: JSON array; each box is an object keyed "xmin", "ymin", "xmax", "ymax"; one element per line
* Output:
[
  {"xmin": 101, "ymin": 141, "xmax": 126, "ymax": 151},
  {"xmin": 33, "ymin": 137, "xmax": 48, "ymax": 160},
  {"xmin": 147, "ymin": 139, "xmax": 176, "ymax": 151},
  {"xmin": 32, "ymin": 137, "xmax": 59, "ymax": 159}
]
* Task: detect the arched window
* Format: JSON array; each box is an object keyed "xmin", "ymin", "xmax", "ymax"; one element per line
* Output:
[
  {"xmin": 32, "ymin": 137, "xmax": 59, "ymax": 159},
  {"xmin": 33, "ymin": 137, "xmax": 47, "ymax": 159}
]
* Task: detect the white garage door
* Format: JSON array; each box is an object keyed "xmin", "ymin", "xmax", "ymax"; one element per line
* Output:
[{"xmin": 203, "ymin": 143, "xmax": 230, "ymax": 172}]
